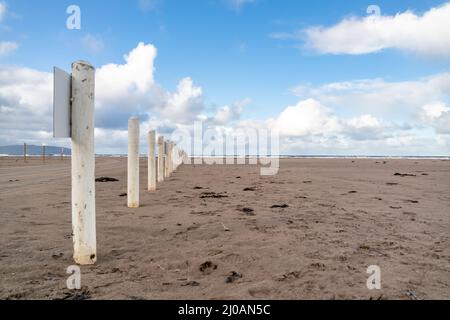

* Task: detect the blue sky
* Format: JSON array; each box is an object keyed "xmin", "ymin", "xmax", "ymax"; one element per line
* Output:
[{"xmin": 1, "ymin": 0, "xmax": 450, "ymax": 155}]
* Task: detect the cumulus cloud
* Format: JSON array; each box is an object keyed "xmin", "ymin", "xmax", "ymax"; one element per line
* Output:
[
  {"xmin": 159, "ymin": 77, "xmax": 204, "ymax": 123},
  {"xmin": 1, "ymin": 41, "xmax": 449, "ymax": 156},
  {"xmin": 420, "ymin": 102, "xmax": 450, "ymax": 134},
  {"xmin": 0, "ymin": 42, "xmax": 251, "ymax": 152},
  {"xmin": 213, "ymin": 98, "xmax": 250, "ymax": 125},
  {"xmin": 0, "ymin": 66, "xmax": 53, "ymax": 146},
  {"xmin": 292, "ymin": 73, "xmax": 450, "ymax": 120},
  {"xmin": 0, "ymin": 41, "xmax": 19, "ymax": 55},
  {"xmin": 273, "ymin": 2, "xmax": 450, "ymax": 57},
  {"xmin": 94, "ymin": 42, "xmax": 161, "ymax": 128},
  {"xmin": 274, "ymin": 99, "xmax": 339, "ymax": 137},
  {"xmin": 273, "ymin": 98, "xmax": 386, "ymax": 141}
]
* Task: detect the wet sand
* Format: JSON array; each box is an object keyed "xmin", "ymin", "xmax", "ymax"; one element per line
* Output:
[{"xmin": 1, "ymin": 157, "xmax": 449, "ymax": 300}]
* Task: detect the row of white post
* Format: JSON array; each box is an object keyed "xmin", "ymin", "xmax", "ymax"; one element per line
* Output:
[
  {"xmin": 70, "ymin": 61, "xmax": 188, "ymax": 265},
  {"xmin": 127, "ymin": 116, "xmax": 188, "ymax": 209}
]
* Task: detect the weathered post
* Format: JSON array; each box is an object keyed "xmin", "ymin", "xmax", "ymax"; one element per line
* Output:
[
  {"xmin": 128, "ymin": 117, "xmax": 140, "ymax": 208},
  {"xmin": 168, "ymin": 142, "xmax": 174, "ymax": 175},
  {"xmin": 71, "ymin": 61, "xmax": 96, "ymax": 265},
  {"xmin": 42, "ymin": 144, "xmax": 46, "ymax": 163},
  {"xmin": 61, "ymin": 147, "xmax": 64, "ymax": 161},
  {"xmin": 148, "ymin": 130, "xmax": 156, "ymax": 191},
  {"xmin": 24, "ymin": 143, "xmax": 27, "ymax": 163},
  {"xmin": 158, "ymin": 136, "xmax": 165, "ymax": 182}
]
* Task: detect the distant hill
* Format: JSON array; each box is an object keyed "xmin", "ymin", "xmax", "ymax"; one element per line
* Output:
[{"xmin": 0, "ymin": 145, "xmax": 71, "ymax": 156}]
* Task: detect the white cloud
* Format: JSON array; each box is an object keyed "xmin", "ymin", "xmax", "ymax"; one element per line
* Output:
[
  {"xmin": 421, "ymin": 101, "xmax": 450, "ymax": 120},
  {"xmin": 274, "ymin": 99, "xmax": 339, "ymax": 137},
  {"xmin": 0, "ymin": 41, "xmax": 19, "ymax": 55},
  {"xmin": 273, "ymin": 98, "xmax": 386, "ymax": 141},
  {"xmin": 420, "ymin": 102, "xmax": 450, "ymax": 134},
  {"xmin": 214, "ymin": 98, "xmax": 250, "ymax": 125},
  {"xmin": 274, "ymin": 2, "xmax": 450, "ymax": 57},
  {"xmin": 159, "ymin": 77, "xmax": 204, "ymax": 123},
  {"xmin": 0, "ymin": 42, "xmax": 249, "ymax": 151},
  {"xmin": 96, "ymin": 42, "xmax": 156, "ymax": 107},
  {"xmin": 1, "ymin": 41, "xmax": 449, "ymax": 156},
  {"xmin": 0, "ymin": 66, "xmax": 53, "ymax": 146},
  {"xmin": 94, "ymin": 42, "xmax": 167, "ymax": 129},
  {"xmin": 292, "ymin": 73, "xmax": 450, "ymax": 120},
  {"xmin": 0, "ymin": 66, "xmax": 52, "ymax": 115},
  {"xmin": 81, "ymin": 34, "xmax": 105, "ymax": 54}
]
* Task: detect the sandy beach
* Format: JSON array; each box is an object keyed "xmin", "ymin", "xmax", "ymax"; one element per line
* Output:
[{"xmin": 0, "ymin": 157, "xmax": 449, "ymax": 300}]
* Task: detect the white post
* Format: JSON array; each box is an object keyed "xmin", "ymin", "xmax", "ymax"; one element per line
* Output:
[
  {"xmin": 148, "ymin": 130, "xmax": 156, "ymax": 192},
  {"xmin": 128, "ymin": 117, "xmax": 140, "ymax": 208},
  {"xmin": 173, "ymin": 146, "xmax": 178, "ymax": 171},
  {"xmin": 157, "ymin": 136, "xmax": 165, "ymax": 182},
  {"xmin": 71, "ymin": 60, "xmax": 96, "ymax": 265},
  {"xmin": 168, "ymin": 142, "xmax": 174, "ymax": 175}
]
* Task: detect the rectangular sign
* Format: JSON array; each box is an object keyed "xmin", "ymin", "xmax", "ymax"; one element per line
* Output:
[{"xmin": 53, "ymin": 67, "xmax": 72, "ymax": 138}]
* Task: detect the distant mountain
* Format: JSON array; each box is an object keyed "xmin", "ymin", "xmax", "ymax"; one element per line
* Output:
[{"xmin": 0, "ymin": 145, "xmax": 71, "ymax": 156}]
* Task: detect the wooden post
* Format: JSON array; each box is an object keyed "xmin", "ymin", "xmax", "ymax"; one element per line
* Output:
[
  {"xmin": 42, "ymin": 145, "xmax": 46, "ymax": 163},
  {"xmin": 61, "ymin": 147, "xmax": 64, "ymax": 161},
  {"xmin": 24, "ymin": 143, "xmax": 27, "ymax": 163},
  {"xmin": 148, "ymin": 130, "xmax": 156, "ymax": 191},
  {"xmin": 128, "ymin": 117, "xmax": 140, "ymax": 208},
  {"xmin": 71, "ymin": 60, "xmax": 96, "ymax": 265},
  {"xmin": 157, "ymin": 136, "xmax": 165, "ymax": 182}
]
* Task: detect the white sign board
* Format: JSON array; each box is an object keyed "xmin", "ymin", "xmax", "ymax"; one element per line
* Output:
[{"xmin": 53, "ymin": 67, "xmax": 72, "ymax": 138}]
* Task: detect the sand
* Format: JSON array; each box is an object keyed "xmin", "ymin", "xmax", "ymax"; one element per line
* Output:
[{"xmin": 0, "ymin": 157, "xmax": 449, "ymax": 300}]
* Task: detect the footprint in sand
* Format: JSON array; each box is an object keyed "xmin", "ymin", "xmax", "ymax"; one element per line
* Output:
[{"xmin": 199, "ymin": 261, "xmax": 218, "ymax": 274}]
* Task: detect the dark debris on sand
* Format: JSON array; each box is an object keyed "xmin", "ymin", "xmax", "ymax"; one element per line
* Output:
[
  {"xmin": 271, "ymin": 204, "xmax": 289, "ymax": 209},
  {"xmin": 225, "ymin": 271, "xmax": 243, "ymax": 284},
  {"xmin": 238, "ymin": 207, "xmax": 255, "ymax": 216},
  {"xmin": 200, "ymin": 192, "xmax": 228, "ymax": 199},
  {"xmin": 61, "ymin": 287, "xmax": 91, "ymax": 300},
  {"xmin": 394, "ymin": 173, "xmax": 416, "ymax": 177},
  {"xmin": 96, "ymin": 177, "xmax": 119, "ymax": 182}
]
